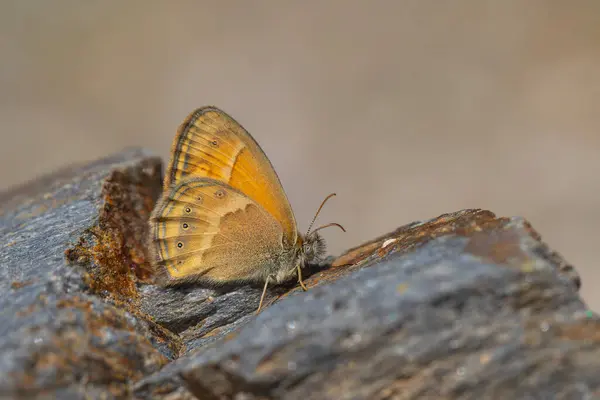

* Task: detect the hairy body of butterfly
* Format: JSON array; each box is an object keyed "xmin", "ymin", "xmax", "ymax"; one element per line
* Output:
[{"xmin": 148, "ymin": 106, "xmax": 342, "ymax": 313}]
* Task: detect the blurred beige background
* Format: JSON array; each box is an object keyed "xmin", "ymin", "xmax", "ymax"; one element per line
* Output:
[{"xmin": 1, "ymin": 1, "xmax": 599, "ymax": 309}]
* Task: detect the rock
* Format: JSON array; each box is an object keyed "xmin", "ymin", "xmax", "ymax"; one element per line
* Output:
[
  {"xmin": 0, "ymin": 149, "xmax": 170, "ymax": 398},
  {"xmin": 134, "ymin": 211, "xmax": 594, "ymax": 400},
  {"xmin": 1, "ymin": 148, "xmax": 595, "ymax": 399}
]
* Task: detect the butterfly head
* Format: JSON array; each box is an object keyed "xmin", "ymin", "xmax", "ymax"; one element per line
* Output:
[{"xmin": 298, "ymin": 232, "xmax": 327, "ymax": 265}]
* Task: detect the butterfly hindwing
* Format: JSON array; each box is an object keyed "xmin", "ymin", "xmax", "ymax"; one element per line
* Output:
[
  {"xmin": 149, "ymin": 178, "xmax": 289, "ymax": 285},
  {"xmin": 163, "ymin": 106, "xmax": 298, "ymax": 246}
]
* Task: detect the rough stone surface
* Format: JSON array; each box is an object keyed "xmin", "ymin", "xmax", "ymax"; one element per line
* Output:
[
  {"xmin": 0, "ymin": 149, "xmax": 169, "ymax": 398},
  {"xmin": 138, "ymin": 256, "xmax": 335, "ymax": 354},
  {"xmin": 134, "ymin": 211, "xmax": 596, "ymax": 400},
  {"xmin": 1, "ymin": 148, "xmax": 597, "ymax": 399}
]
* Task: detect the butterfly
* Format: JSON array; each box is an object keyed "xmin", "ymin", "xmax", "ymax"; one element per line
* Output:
[{"xmin": 148, "ymin": 106, "xmax": 344, "ymax": 313}]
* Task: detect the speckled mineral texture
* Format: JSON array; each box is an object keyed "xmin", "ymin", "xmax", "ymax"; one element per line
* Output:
[{"xmin": 1, "ymin": 148, "xmax": 598, "ymax": 400}]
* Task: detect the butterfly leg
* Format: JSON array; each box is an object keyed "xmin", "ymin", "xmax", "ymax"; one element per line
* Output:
[
  {"xmin": 256, "ymin": 275, "xmax": 275, "ymax": 315},
  {"xmin": 296, "ymin": 264, "xmax": 308, "ymax": 291}
]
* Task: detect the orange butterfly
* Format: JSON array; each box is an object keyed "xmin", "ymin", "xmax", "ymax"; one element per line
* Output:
[{"xmin": 148, "ymin": 106, "xmax": 344, "ymax": 312}]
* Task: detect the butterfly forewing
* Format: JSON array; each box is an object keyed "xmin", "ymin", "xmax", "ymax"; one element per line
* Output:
[{"xmin": 163, "ymin": 107, "xmax": 298, "ymax": 246}]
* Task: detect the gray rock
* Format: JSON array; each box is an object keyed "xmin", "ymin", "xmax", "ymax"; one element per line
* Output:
[
  {"xmin": 1, "ymin": 147, "xmax": 595, "ymax": 400},
  {"xmin": 0, "ymin": 149, "xmax": 168, "ymax": 398},
  {"xmin": 135, "ymin": 212, "xmax": 595, "ymax": 400}
]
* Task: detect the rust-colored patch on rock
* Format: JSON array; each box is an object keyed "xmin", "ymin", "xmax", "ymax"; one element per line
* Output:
[
  {"xmin": 332, "ymin": 209, "xmax": 504, "ymax": 268},
  {"xmin": 331, "ymin": 241, "xmax": 381, "ymax": 268},
  {"xmin": 66, "ymin": 233, "xmax": 183, "ymax": 357},
  {"xmin": 65, "ymin": 162, "xmax": 162, "ymax": 303},
  {"xmin": 557, "ymin": 319, "xmax": 600, "ymax": 342},
  {"xmin": 464, "ymin": 217, "xmax": 580, "ymax": 289},
  {"xmin": 464, "ymin": 227, "xmax": 529, "ymax": 266},
  {"xmin": 99, "ymin": 167, "xmax": 160, "ymax": 284},
  {"xmin": 66, "ymin": 226, "xmax": 140, "ymax": 301},
  {"xmin": 11, "ymin": 280, "xmax": 34, "ymax": 290}
]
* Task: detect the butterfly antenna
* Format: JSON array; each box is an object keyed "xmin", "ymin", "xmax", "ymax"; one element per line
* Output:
[
  {"xmin": 306, "ymin": 193, "xmax": 337, "ymax": 236},
  {"xmin": 310, "ymin": 222, "xmax": 346, "ymax": 235}
]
